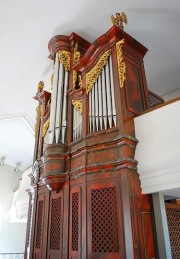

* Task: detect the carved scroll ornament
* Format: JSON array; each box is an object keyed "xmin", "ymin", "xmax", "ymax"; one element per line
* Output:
[
  {"xmin": 58, "ymin": 50, "xmax": 70, "ymax": 71},
  {"xmin": 116, "ymin": 39, "xmax": 126, "ymax": 88},
  {"xmin": 73, "ymin": 43, "xmax": 81, "ymax": 88},
  {"xmin": 72, "ymin": 99, "xmax": 82, "ymax": 113},
  {"xmin": 42, "ymin": 117, "xmax": 50, "ymax": 137},
  {"xmin": 86, "ymin": 49, "xmax": 111, "ymax": 94}
]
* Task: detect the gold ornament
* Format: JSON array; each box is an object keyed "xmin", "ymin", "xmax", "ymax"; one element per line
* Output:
[
  {"xmin": 51, "ymin": 73, "xmax": 54, "ymax": 89},
  {"xmin": 111, "ymin": 12, "xmax": 128, "ymax": 30},
  {"xmin": 79, "ymin": 75, "xmax": 82, "ymax": 88},
  {"xmin": 42, "ymin": 117, "xmax": 50, "ymax": 137},
  {"xmin": 73, "ymin": 43, "xmax": 80, "ymax": 64},
  {"xmin": 37, "ymin": 81, "xmax": 44, "ymax": 93},
  {"xmin": 58, "ymin": 50, "xmax": 70, "ymax": 71},
  {"xmin": 73, "ymin": 70, "xmax": 77, "ymax": 89},
  {"xmin": 72, "ymin": 99, "xmax": 82, "ymax": 113},
  {"xmin": 73, "ymin": 43, "xmax": 81, "ymax": 88},
  {"xmin": 34, "ymin": 105, "xmax": 39, "ymax": 134},
  {"xmin": 116, "ymin": 39, "xmax": 126, "ymax": 88},
  {"xmin": 86, "ymin": 49, "xmax": 111, "ymax": 94}
]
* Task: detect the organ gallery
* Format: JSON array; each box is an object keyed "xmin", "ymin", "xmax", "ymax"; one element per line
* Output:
[{"xmin": 25, "ymin": 18, "xmax": 162, "ymax": 258}]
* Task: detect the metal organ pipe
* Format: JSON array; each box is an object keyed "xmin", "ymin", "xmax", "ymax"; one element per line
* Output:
[
  {"xmin": 55, "ymin": 62, "xmax": 64, "ymax": 143},
  {"xmin": 48, "ymin": 53, "xmax": 69, "ymax": 144},
  {"xmin": 61, "ymin": 71, "xmax": 68, "ymax": 144},
  {"xmin": 109, "ymin": 55, "xmax": 117, "ymax": 127},
  {"xmin": 105, "ymin": 60, "xmax": 113, "ymax": 128},
  {"xmin": 49, "ymin": 53, "xmax": 59, "ymax": 144},
  {"xmin": 88, "ymin": 54, "xmax": 116, "ymax": 133},
  {"xmin": 101, "ymin": 67, "xmax": 108, "ymax": 129},
  {"xmin": 72, "ymin": 106, "xmax": 82, "ymax": 142}
]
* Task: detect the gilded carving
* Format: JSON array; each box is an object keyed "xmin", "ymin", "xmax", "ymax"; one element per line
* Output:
[
  {"xmin": 72, "ymin": 99, "xmax": 82, "ymax": 113},
  {"xmin": 42, "ymin": 117, "xmax": 50, "ymax": 137},
  {"xmin": 86, "ymin": 49, "xmax": 111, "ymax": 94},
  {"xmin": 73, "ymin": 70, "xmax": 77, "ymax": 89},
  {"xmin": 34, "ymin": 105, "xmax": 39, "ymax": 134},
  {"xmin": 37, "ymin": 81, "xmax": 44, "ymax": 93},
  {"xmin": 116, "ymin": 39, "xmax": 126, "ymax": 88},
  {"xmin": 58, "ymin": 50, "xmax": 70, "ymax": 71},
  {"xmin": 79, "ymin": 75, "xmax": 82, "ymax": 88},
  {"xmin": 73, "ymin": 43, "xmax": 80, "ymax": 64},
  {"xmin": 111, "ymin": 12, "xmax": 128, "ymax": 30},
  {"xmin": 51, "ymin": 73, "xmax": 54, "ymax": 89},
  {"xmin": 73, "ymin": 43, "xmax": 81, "ymax": 88}
]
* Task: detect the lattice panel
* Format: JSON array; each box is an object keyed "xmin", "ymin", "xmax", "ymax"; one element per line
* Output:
[
  {"xmin": 35, "ymin": 200, "xmax": 44, "ymax": 249},
  {"xmin": 49, "ymin": 196, "xmax": 62, "ymax": 250},
  {"xmin": 27, "ymin": 202, "xmax": 33, "ymax": 247},
  {"xmin": 166, "ymin": 206, "xmax": 180, "ymax": 259},
  {"xmin": 91, "ymin": 187, "xmax": 119, "ymax": 252},
  {"xmin": 148, "ymin": 91, "xmax": 164, "ymax": 108},
  {"xmin": 72, "ymin": 192, "xmax": 79, "ymax": 251}
]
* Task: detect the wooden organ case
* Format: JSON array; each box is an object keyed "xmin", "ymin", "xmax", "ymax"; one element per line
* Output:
[{"xmin": 25, "ymin": 26, "xmax": 156, "ymax": 259}]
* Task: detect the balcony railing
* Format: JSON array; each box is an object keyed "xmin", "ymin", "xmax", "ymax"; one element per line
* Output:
[{"xmin": 148, "ymin": 90, "xmax": 164, "ymax": 108}]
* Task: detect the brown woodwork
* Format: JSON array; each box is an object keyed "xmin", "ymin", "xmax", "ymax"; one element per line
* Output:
[{"xmin": 25, "ymin": 25, "xmax": 157, "ymax": 258}]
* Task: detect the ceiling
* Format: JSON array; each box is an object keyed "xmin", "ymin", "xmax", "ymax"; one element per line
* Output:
[{"xmin": 0, "ymin": 1, "xmax": 180, "ymax": 176}]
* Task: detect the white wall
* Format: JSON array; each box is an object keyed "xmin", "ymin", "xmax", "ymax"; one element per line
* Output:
[
  {"xmin": 134, "ymin": 99, "xmax": 180, "ymax": 195},
  {"xmin": 0, "ymin": 165, "xmax": 27, "ymax": 253},
  {"xmin": 162, "ymin": 88, "xmax": 180, "ymax": 101}
]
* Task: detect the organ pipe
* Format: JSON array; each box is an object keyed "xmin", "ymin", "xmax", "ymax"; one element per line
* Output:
[
  {"xmin": 48, "ymin": 53, "xmax": 69, "ymax": 144},
  {"xmin": 88, "ymin": 54, "xmax": 116, "ymax": 133}
]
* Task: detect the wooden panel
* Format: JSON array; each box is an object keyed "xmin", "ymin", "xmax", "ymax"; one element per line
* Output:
[
  {"xmin": 69, "ymin": 186, "xmax": 82, "ymax": 259},
  {"xmin": 47, "ymin": 191, "xmax": 63, "ymax": 259},
  {"xmin": 125, "ymin": 59, "xmax": 145, "ymax": 114},
  {"xmin": 138, "ymin": 211, "xmax": 155, "ymax": 259},
  {"xmin": 87, "ymin": 181, "xmax": 124, "ymax": 259},
  {"xmin": 33, "ymin": 194, "xmax": 45, "ymax": 258}
]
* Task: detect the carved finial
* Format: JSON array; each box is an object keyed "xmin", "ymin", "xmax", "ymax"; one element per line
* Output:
[
  {"xmin": 37, "ymin": 81, "xmax": 44, "ymax": 93},
  {"xmin": 111, "ymin": 12, "xmax": 128, "ymax": 30}
]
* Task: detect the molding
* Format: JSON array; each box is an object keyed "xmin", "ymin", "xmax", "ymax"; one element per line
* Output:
[
  {"xmin": 0, "ymin": 113, "xmax": 34, "ymax": 136},
  {"xmin": 139, "ymin": 167, "xmax": 180, "ymax": 194}
]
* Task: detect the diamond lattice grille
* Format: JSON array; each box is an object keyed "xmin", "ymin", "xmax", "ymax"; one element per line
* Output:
[
  {"xmin": 35, "ymin": 200, "xmax": 44, "ymax": 248},
  {"xmin": 166, "ymin": 206, "xmax": 180, "ymax": 259},
  {"xmin": 50, "ymin": 196, "xmax": 62, "ymax": 250},
  {"xmin": 91, "ymin": 187, "xmax": 119, "ymax": 252},
  {"xmin": 72, "ymin": 192, "xmax": 79, "ymax": 251}
]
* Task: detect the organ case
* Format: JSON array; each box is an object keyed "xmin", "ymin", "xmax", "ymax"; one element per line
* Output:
[{"xmin": 25, "ymin": 26, "xmax": 156, "ymax": 259}]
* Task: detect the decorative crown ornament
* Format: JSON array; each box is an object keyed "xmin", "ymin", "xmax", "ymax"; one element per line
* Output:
[{"xmin": 111, "ymin": 12, "xmax": 128, "ymax": 30}]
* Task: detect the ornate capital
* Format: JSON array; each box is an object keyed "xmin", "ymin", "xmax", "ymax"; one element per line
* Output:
[
  {"xmin": 116, "ymin": 39, "xmax": 126, "ymax": 88},
  {"xmin": 86, "ymin": 49, "xmax": 111, "ymax": 94}
]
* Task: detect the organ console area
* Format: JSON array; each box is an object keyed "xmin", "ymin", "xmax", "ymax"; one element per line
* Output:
[{"xmin": 25, "ymin": 25, "xmax": 162, "ymax": 258}]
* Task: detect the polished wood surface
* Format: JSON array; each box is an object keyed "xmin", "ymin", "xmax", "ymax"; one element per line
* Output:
[{"xmin": 25, "ymin": 26, "xmax": 156, "ymax": 259}]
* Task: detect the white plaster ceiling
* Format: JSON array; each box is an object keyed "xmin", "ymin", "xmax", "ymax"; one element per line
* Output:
[{"xmin": 0, "ymin": 0, "xmax": 180, "ymax": 172}]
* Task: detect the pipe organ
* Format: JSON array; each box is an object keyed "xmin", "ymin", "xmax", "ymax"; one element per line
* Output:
[{"xmin": 25, "ymin": 25, "xmax": 157, "ymax": 258}]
